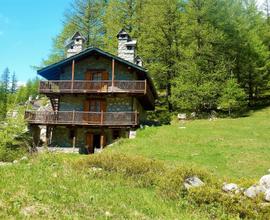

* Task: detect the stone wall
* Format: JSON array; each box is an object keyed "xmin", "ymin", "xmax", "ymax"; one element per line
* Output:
[
  {"xmin": 50, "ymin": 126, "xmax": 130, "ymax": 149},
  {"xmin": 51, "ymin": 126, "xmax": 72, "ymax": 148},
  {"xmin": 107, "ymin": 97, "xmax": 132, "ymax": 112},
  {"xmin": 61, "ymin": 56, "xmax": 137, "ymax": 81},
  {"xmin": 59, "ymin": 95, "xmax": 84, "ymax": 111},
  {"xmin": 59, "ymin": 95, "xmax": 134, "ymax": 113}
]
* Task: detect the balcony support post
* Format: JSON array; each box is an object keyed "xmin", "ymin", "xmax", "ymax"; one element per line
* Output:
[
  {"xmin": 101, "ymin": 111, "xmax": 104, "ymax": 125},
  {"xmin": 72, "ymin": 110, "xmax": 75, "ymax": 124},
  {"xmin": 71, "ymin": 60, "xmax": 75, "ymax": 92},
  {"xmin": 112, "ymin": 59, "xmax": 115, "ymax": 92},
  {"xmin": 135, "ymin": 110, "xmax": 138, "ymax": 125},
  {"xmin": 144, "ymin": 79, "xmax": 147, "ymax": 95}
]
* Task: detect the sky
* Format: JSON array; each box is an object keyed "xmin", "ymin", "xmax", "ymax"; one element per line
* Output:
[
  {"xmin": 0, "ymin": 0, "xmax": 266, "ymax": 83},
  {"xmin": 0, "ymin": 0, "xmax": 71, "ymax": 83}
]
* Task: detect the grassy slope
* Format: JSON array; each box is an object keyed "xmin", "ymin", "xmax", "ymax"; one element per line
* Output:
[
  {"xmin": 111, "ymin": 107, "xmax": 270, "ymax": 178},
  {"xmin": 0, "ymin": 108, "xmax": 269, "ymax": 219},
  {"xmin": 0, "ymin": 154, "xmax": 208, "ymax": 219}
]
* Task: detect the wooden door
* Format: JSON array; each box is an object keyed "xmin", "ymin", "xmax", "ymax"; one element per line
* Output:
[
  {"xmin": 84, "ymin": 99, "xmax": 106, "ymax": 124},
  {"xmin": 86, "ymin": 133, "xmax": 94, "ymax": 154}
]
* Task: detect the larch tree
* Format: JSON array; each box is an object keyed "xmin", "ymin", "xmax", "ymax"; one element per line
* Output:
[
  {"xmin": 171, "ymin": 0, "xmax": 230, "ymax": 112},
  {"xmin": 139, "ymin": 0, "xmax": 183, "ymax": 112},
  {"xmin": 103, "ymin": 0, "xmax": 146, "ymax": 54}
]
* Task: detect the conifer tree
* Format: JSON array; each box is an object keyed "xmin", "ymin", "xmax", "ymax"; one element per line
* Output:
[
  {"xmin": 10, "ymin": 72, "xmax": 17, "ymax": 94},
  {"xmin": 0, "ymin": 68, "xmax": 10, "ymax": 119},
  {"xmin": 139, "ymin": 0, "xmax": 183, "ymax": 111}
]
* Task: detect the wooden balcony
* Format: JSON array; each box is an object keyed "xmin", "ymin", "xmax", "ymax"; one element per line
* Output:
[
  {"xmin": 25, "ymin": 110, "xmax": 138, "ymax": 127},
  {"xmin": 39, "ymin": 80, "xmax": 147, "ymax": 95}
]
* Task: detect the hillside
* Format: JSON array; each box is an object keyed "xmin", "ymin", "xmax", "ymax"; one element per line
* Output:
[
  {"xmin": 0, "ymin": 108, "xmax": 270, "ymax": 219},
  {"xmin": 111, "ymin": 107, "xmax": 270, "ymax": 178}
]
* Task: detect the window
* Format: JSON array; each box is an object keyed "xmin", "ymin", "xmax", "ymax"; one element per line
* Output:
[
  {"xmin": 89, "ymin": 100, "xmax": 101, "ymax": 112},
  {"xmin": 127, "ymin": 46, "xmax": 133, "ymax": 50},
  {"xmin": 92, "ymin": 72, "xmax": 103, "ymax": 80}
]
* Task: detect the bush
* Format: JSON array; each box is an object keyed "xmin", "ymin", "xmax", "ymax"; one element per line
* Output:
[
  {"xmin": 82, "ymin": 152, "xmax": 165, "ymax": 187},
  {"xmin": 187, "ymin": 186, "xmax": 269, "ymax": 219},
  {"xmin": 157, "ymin": 165, "xmax": 216, "ymax": 200},
  {"xmin": 79, "ymin": 153, "xmax": 270, "ymax": 219},
  {"xmin": 0, "ymin": 109, "xmax": 31, "ymax": 162}
]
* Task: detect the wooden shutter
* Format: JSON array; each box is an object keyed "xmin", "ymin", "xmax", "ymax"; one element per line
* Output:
[
  {"xmin": 102, "ymin": 71, "xmax": 109, "ymax": 80},
  {"xmin": 83, "ymin": 100, "xmax": 90, "ymax": 121},
  {"xmin": 101, "ymin": 100, "xmax": 107, "ymax": 112},
  {"xmin": 85, "ymin": 71, "xmax": 92, "ymax": 80}
]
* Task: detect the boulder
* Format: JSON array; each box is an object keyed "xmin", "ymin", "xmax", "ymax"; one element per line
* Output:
[
  {"xmin": 259, "ymin": 174, "xmax": 270, "ymax": 189},
  {"xmin": 244, "ymin": 184, "xmax": 267, "ymax": 198},
  {"xmin": 184, "ymin": 176, "xmax": 204, "ymax": 190},
  {"xmin": 265, "ymin": 189, "xmax": 270, "ymax": 202},
  {"xmin": 222, "ymin": 183, "xmax": 238, "ymax": 193}
]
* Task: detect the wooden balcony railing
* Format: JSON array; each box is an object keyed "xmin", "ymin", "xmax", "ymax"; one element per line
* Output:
[
  {"xmin": 39, "ymin": 80, "xmax": 147, "ymax": 94},
  {"xmin": 25, "ymin": 110, "xmax": 138, "ymax": 126}
]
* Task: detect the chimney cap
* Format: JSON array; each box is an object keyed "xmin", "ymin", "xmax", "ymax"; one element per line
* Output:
[
  {"xmin": 117, "ymin": 29, "xmax": 131, "ymax": 40},
  {"xmin": 65, "ymin": 31, "xmax": 86, "ymax": 47}
]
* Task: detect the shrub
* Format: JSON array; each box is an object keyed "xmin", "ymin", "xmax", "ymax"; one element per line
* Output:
[
  {"xmin": 83, "ymin": 152, "xmax": 165, "ymax": 187},
  {"xmin": 79, "ymin": 153, "xmax": 270, "ymax": 219},
  {"xmin": 157, "ymin": 165, "xmax": 216, "ymax": 200},
  {"xmin": 187, "ymin": 186, "xmax": 269, "ymax": 219},
  {"xmin": 0, "ymin": 109, "xmax": 31, "ymax": 162}
]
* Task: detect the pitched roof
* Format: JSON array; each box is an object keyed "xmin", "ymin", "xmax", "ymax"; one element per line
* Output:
[
  {"xmin": 37, "ymin": 47, "xmax": 158, "ymax": 98},
  {"xmin": 65, "ymin": 31, "xmax": 86, "ymax": 47}
]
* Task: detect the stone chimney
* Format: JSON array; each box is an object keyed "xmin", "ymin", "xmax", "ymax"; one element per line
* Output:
[
  {"xmin": 117, "ymin": 29, "xmax": 137, "ymax": 64},
  {"xmin": 65, "ymin": 32, "xmax": 86, "ymax": 58}
]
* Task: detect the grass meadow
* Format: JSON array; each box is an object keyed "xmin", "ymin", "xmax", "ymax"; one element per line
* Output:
[{"xmin": 0, "ymin": 107, "xmax": 270, "ymax": 219}]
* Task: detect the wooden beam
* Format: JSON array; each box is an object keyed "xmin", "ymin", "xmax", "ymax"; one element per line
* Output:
[
  {"xmin": 101, "ymin": 111, "xmax": 104, "ymax": 125},
  {"xmin": 71, "ymin": 60, "xmax": 75, "ymax": 91},
  {"xmin": 112, "ymin": 59, "xmax": 115, "ymax": 92},
  {"xmin": 72, "ymin": 134, "xmax": 76, "ymax": 149},
  {"xmin": 135, "ymin": 111, "xmax": 138, "ymax": 125},
  {"xmin": 144, "ymin": 79, "xmax": 147, "ymax": 95}
]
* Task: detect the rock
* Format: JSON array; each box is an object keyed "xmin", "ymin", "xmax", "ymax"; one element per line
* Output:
[
  {"xmin": 0, "ymin": 162, "xmax": 12, "ymax": 166},
  {"xmin": 184, "ymin": 176, "xmax": 204, "ymax": 190},
  {"xmin": 265, "ymin": 189, "xmax": 270, "ymax": 202},
  {"xmin": 244, "ymin": 184, "xmax": 266, "ymax": 198},
  {"xmin": 20, "ymin": 156, "xmax": 28, "ymax": 161},
  {"xmin": 91, "ymin": 167, "xmax": 103, "ymax": 172},
  {"xmin": 105, "ymin": 211, "xmax": 112, "ymax": 217},
  {"xmin": 222, "ymin": 183, "xmax": 238, "ymax": 193},
  {"xmin": 259, "ymin": 174, "xmax": 270, "ymax": 189}
]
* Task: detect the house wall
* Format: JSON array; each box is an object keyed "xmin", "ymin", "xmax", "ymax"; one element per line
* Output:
[
  {"xmin": 50, "ymin": 126, "xmax": 129, "ymax": 149},
  {"xmin": 61, "ymin": 56, "xmax": 137, "ymax": 81},
  {"xmin": 59, "ymin": 95, "xmax": 138, "ymax": 113}
]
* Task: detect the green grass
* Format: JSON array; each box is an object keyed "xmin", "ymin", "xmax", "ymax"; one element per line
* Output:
[
  {"xmin": 0, "ymin": 153, "xmax": 209, "ymax": 219},
  {"xmin": 111, "ymin": 107, "xmax": 270, "ymax": 178},
  {"xmin": 0, "ymin": 107, "xmax": 270, "ymax": 219}
]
